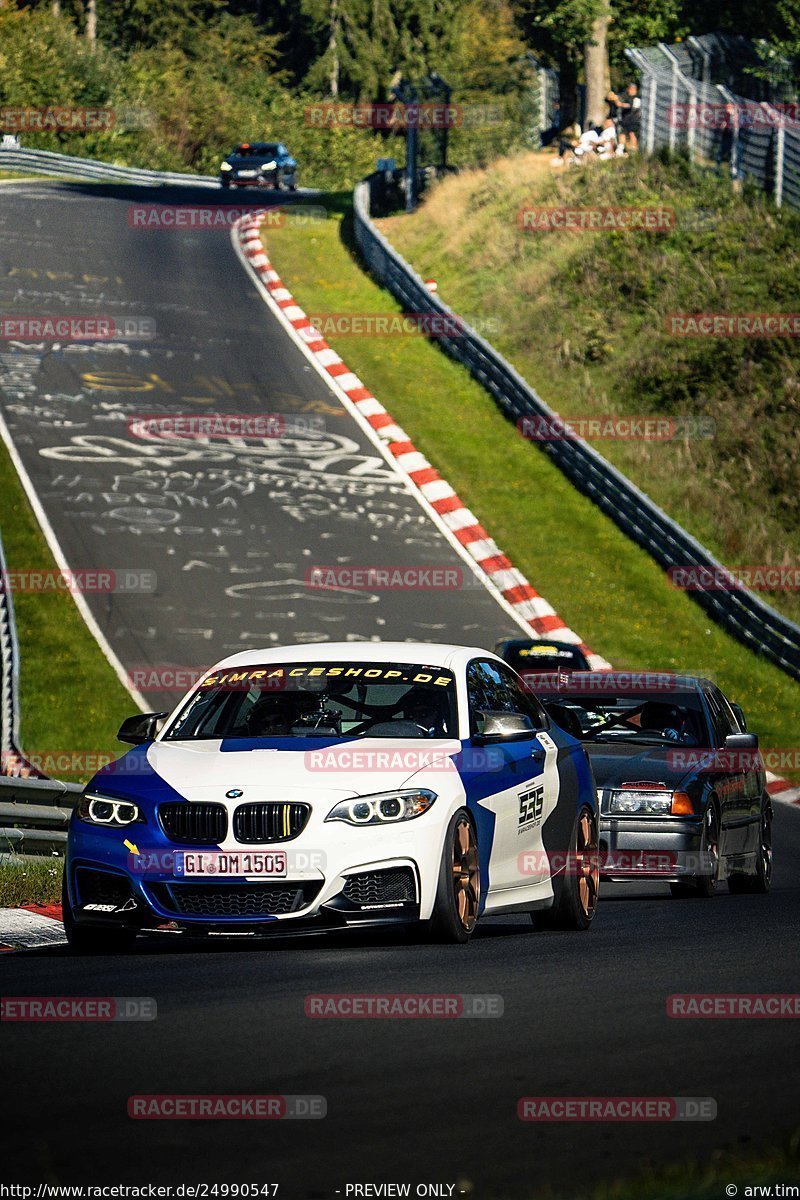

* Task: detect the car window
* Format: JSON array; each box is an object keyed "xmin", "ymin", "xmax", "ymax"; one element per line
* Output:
[
  {"xmin": 708, "ymin": 687, "xmax": 738, "ymax": 745},
  {"xmin": 704, "ymin": 687, "xmax": 736, "ymax": 747},
  {"xmin": 467, "ymin": 659, "xmax": 545, "ymax": 733}
]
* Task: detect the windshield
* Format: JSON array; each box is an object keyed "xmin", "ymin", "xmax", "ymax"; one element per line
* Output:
[
  {"xmin": 542, "ymin": 693, "xmax": 706, "ymax": 745},
  {"xmin": 164, "ymin": 662, "xmax": 458, "ymax": 741}
]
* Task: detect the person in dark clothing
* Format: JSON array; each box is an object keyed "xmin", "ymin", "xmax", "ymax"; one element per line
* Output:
[{"xmin": 617, "ymin": 83, "xmax": 641, "ymax": 151}]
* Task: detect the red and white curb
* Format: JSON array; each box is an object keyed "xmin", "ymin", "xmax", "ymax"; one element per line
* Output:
[
  {"xmin": 767, "ymin": 775, "xmax": 800, "ymax": 808},
  {"xmin": 0, "ymin": 904, "xmax": 65, "ymax": 951},
  {"xmin": 231, "ymin": 211, "xmax": 800, "ymax": 803},
  {"xmin": 232, "ymin": 211, "xmax": 609, "ymax": 671}
]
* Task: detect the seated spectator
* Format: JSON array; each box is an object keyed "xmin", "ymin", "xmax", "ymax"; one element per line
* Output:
[{"xmin": 596, "ymin": 117, "xmax": 618, "ymax": 157}]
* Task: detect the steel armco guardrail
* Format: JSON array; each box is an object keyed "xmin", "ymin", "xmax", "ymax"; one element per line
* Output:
[
  {"xmin": 0, "ymin": 145, "xmax": 217, "ymax": 186},
  {"xmin": 0, "ymin": 775, "xmax": 81, "ymax": 856},
  {"xmin": 0, "ymin": 530, "xmax": 21, "ymax": 763},
  {"xmin": 353, "ymin": 176, "xmax": 800, "ymax": 682}
]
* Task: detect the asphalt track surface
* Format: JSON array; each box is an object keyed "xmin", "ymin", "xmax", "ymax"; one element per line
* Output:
[
  {"xmin": 0, "ymin": 180, "xmax": 518, "ymax": 710},
  {"xmin": 1, "ymin": 181, "xmax": 800, "ymax": 1195}
]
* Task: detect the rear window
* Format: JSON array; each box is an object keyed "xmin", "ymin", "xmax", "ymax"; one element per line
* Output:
[
  {"xmin": 234, "ymin": 144, "xmax": 278, "ymax": 158},
  {"xmin": 502, "ymin": 642, "xmax": 588, "ymax": 674},
  {"xmin": 164, "ymin": 662, "xmax": 458, "ymax": 741}
]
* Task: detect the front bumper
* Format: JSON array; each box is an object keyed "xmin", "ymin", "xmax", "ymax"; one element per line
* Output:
[
  {"xmin": 228, "ymin": 171, "xmax": 280, "ymax": 188},
  {"xmin": 65, "ymin": 807, "xmax": 445, "ymax": 937},
  {"xmin": 598, "ymin": 814, "xmax": 707, "ymax": 882}
]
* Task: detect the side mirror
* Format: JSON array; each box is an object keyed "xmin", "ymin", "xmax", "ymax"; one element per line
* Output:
[
  {"xmin": 730, "ymin": 703, "xmax": 748, "ymax": 732},
  {"xmin": 724, "ymin": 732, "xmax": 758, "ymax": 751},
  {"xmin": 472, "ymin": 711, "xmax": 535, "ymax": 744},
  {"xmin": 117, "ymin": 712, "xmax": 168, "ymax": 746}
]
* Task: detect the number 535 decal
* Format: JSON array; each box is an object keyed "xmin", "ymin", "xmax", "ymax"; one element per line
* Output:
[{"xmin": 518, "ymin": 784, "xmax": 544, "ymax": 831}]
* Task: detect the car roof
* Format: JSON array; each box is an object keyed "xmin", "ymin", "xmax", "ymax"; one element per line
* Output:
[
  {"xmin": 209, "ymin": 642, "xmax": 499, "ymax": 673},
  {"xmin": 538, "ymin": 670, "xmax": 709, "ymax": 694}
]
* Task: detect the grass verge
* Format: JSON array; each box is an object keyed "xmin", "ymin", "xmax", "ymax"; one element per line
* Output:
[
  {"xmin": 376, "ymin": 149, "xmax": 800, "ymax": 624},
  {"xmin": 264, "ymin": 196, "xmax": 800, "ymax": 780},
  {"xmin": 0, "ymin": 433, "xmax": 135, "ymax": 781},
  {"xmin": 0, "ymin": 857, "xmax": 62, "ymax": 907}
]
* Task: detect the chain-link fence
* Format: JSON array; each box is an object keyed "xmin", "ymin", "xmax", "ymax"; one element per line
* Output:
[{"xmin": 626, "ymin": 34, "xmax": 800, "ymax": 211}]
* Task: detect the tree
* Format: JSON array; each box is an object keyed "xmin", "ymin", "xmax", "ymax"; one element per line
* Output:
[{"xmin": 584, "ymin": 0, "xmax": 610, "ymax": 124}]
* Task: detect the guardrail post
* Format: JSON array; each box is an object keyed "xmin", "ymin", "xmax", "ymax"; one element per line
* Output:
[
  {"xmin": 646, "ymin": 71, "xmax": 658, "ymax": 153},
  {"xmin": 775, "ymin": 120, "xmax": 785, "ymax": 208}
]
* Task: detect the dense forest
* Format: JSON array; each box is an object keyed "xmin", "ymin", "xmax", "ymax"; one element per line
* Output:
[{"xmin": 1, "ymin": 0, "xmax": 798, "ymax": 187}]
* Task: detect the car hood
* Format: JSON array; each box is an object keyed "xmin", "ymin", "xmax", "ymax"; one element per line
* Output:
[
  {"xmin": 582, "ymin": 741, "xmax": 693, "ymax": 791},
  {"xmin": 95, "ymin": 737, "xmax": 461, "ymax": 803}
]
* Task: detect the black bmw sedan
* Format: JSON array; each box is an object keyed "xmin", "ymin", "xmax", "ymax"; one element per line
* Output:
[{"xmin": 538, "ymin": 672, "xmax": 772, "ymax": 897}]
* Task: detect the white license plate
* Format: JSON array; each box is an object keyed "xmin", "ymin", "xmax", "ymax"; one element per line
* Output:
[
  {"xmin": 237, "ymin": 170, "xmax": 257, "ymax": 177},
  {"xmin": 174, "ymin": 851, "xmax": 287, "ymax": 877}
]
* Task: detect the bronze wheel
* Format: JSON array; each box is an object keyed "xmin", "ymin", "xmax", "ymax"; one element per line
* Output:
[
  {"xmin": 532, "ymin": 805, "xmax": 599, "ymax": 931},
  {"xmin": 576, "ymin": 808, "xmax": 599, "ymax": 921},
  {"xmin": 452, "ymin": 814, "xmax": 480, "ymax": 932},
  {"xmin": 430, "ymin": 810, "xmax": 480, "ymax": 943}
]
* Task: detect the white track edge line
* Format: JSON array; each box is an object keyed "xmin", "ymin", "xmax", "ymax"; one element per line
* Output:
[
  {"xmin": 230, "ymin": 222, "xmax": 552, "ymax": 643},
  {"xmin": 0, "ymin": 410, "xmax": 147, "ymax": 711}
]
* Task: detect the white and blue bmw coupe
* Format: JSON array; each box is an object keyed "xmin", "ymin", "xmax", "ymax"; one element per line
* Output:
[{"xmin": 64, "ymin": 643, "xmax": 600, "ymax": 950}]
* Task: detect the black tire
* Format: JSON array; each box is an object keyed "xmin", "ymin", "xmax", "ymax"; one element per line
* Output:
[
  {"xmin": 220, "ymin": 178, "xmax": 230, "ymax": 189},
  {"xmin": 62, "ymin": 874, "xmax": 136, "ymax": 955},
  {"xmin": 429, "ymin": 810, "xmax": 480, "ymax": 944},
  {"xmin": 728, "ymin": 803, "xmax": 772, "ymax": 895},
  {"xmin": 532, "ymin": 805, "xmax": 598, "ymax": 931},
  {"xmin": 690, "ymin": 802, "xmax": 721, "ymax": 898}
]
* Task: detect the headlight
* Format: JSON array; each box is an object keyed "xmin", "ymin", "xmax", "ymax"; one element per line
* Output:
[
  {"xmin": 325, "ymin": 789, "xmax": 436, "ymax": 826},
  {"xmin": 220, "ymin": 162, "xmax": 232, "ymax": 171},
  {"xmin": 261, "ymin": 161, "xmax": 277, "ymax": 170},
  {"xmin": 609, "ymin": 789, "xmax": 693, "ymax": 815},
  {"xmin": 77, "ymin": 793, "xmax": 143, "ymax": 827}
]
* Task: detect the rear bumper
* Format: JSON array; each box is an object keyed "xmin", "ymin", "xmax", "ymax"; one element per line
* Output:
[{"xmin": 598, "ymin": 815, "xmax": 707, "ymax": 882}]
